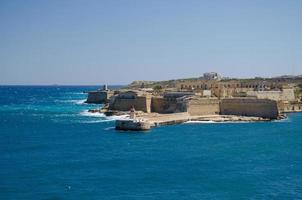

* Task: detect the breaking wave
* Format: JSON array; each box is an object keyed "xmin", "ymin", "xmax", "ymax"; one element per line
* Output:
[
  {"xmin": 185, "ymin": 120, "xmax": 217, "ymax": 124},
  {"xmin": 55, "ymin": 99, "xmax": 87, "ymax": 105},
  {"xmin": 79, "ymin": 110, "xmax": 129, "ymax": 123},
  {"xmin": 185, "ymin": 120, "xmax": 252, "ymax": 124},
  {"xmin": 71, "ymin": 99, "xmax": 87, "ymax": 105},
  {"xmin": 272, "ymin": 117, "xmax": 290, "ymax": 123},
  {"xmin": 104, "ymin": 127, "xmax": 115, "ymax": 131},
  {"xmin": 80, "ymin": 110, "xmax": 106, "ymax": 118}
]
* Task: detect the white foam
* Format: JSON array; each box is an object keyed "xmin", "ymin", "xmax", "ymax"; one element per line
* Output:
[
  {"xmin": 272, "ymin": 118, "xmax": 290, "ymax": 123},
  {"xmin": 104, "ymin": 127, "xmax": 115, "ymax": 130},
  {"xmin": 80, "ymin": 110, "xmax": 106, "ymax": 118},
  {"xmin": 185, "ymin": 120, "xmax": 217, "ymax": 124},
  {"xmin": 69, "ymin": 99, "xmax": 87, "ymax": 105},
  {"xmin": 185, "ymin": 120, "xmax": 252, "ymax": 124},
  {"xmin": 66, "ymin": 92, "xmax": 85, "ymax": 95},
  {"xmin": 80, "ymin": 110, "xmax": 130, "ymax": 122},
  {"xmin": 55, "ymin": 99, "xmax": 87, "ymax": 105},
  {"xmin": 80, "ymin": 119, "xmax": 112, "ymax": 123},
  {"xmin": 107, "ymin": 114, "xmax": 130, "ymax": 120}
]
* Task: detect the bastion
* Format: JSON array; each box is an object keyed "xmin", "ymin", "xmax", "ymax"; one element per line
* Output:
[{"xmin": 83, "ymin": 74, "xmax": 302, "ymax": 130}]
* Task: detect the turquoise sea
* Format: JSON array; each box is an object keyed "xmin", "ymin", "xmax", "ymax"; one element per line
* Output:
[{"xmin": 0, "ymin": 86, "xmax": 302, "ymax": 199}]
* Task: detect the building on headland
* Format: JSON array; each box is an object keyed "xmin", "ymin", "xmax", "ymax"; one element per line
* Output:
[
  {"xmin": 109, "ymin": 90, "xmax": 152, "ymax": 113},
  {"xmin": 109, "ymin": 91, "xmax": 195, "ymax": 114},
  {"xmin": 278, "ymin": 101, "xmax": 302, "ymax": 113},
  {"xmin": 246, "ymin": 89, "xmax": 295, "ymax": 101},
  {"xmin": 85, "ymin": 85, "xmax": 114, "ymax": 104},
  {"xmin": 105, "ymin": 90, "xmax": 281, "ymax": 119},
  {"xmin": 85, "ymin": 73, "xmax": 302, "ymax": 123},
  {"xmin": 202, "ymin": 72, "xmax": 222, "ymax": 81}
]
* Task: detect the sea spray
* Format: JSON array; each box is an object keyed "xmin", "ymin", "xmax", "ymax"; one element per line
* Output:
[{"xmin": 80, "ymin": 110, "xmax": 130, "ymax": 121}]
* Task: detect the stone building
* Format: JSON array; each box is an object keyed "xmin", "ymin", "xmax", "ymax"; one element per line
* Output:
[
  {"xmin": 85, "ymin": 86, "xmax": 114, "ymax": 104},
  {"xmin": 278, "ymin": 101, "xmax": 302, "ymax": 112},
  {"xmin": 246, "ymin": 89, "xmax": 295, "ymax": 101},
  {"xmin": 175, "ymin": 78, "xmax": 297, "ymax": 99},
  {"xmin": 202, "ymin": 72, "xmax": 221, "ymax": 81},
  {"xmin": 151, "ymin": 92, "xmax": 195, "ymax": 113},
  {"xmin": 109, "ymin": 91, "xmax": 152, "ymax": 113}
]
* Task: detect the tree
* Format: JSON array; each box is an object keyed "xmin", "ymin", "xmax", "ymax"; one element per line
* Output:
[{"xmin": 153, "ymin": 85, "xmax": 162, "ymax": 91}]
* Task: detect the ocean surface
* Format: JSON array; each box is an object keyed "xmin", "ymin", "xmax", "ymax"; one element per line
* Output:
[{"xmin": 0, "ymin": 86, "xmax": 302, "ymax": 200}]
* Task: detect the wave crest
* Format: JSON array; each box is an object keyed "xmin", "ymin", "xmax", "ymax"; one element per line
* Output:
[
  {"xmin": 55, "ymin": 99, "xmax": 87, "ymax": 105},
  {"xmin": 79, "ymin": 110, "xmax": 129, "ymax": 123}
]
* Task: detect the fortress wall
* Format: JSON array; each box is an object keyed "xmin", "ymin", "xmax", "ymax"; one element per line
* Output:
[
  {"xmin": 146, "ymin": 96, "xmax": 152, "ymax": 113},
  {"xmin": 151, "ymin": 97, "xmax": 177, "ymax": 113},
  {"xmin": 186, "ymin": 98, "xmax": 220, "ymax": 115},
  {"xmin": 110, "ymin": 96, "xmax": 151, "ymax": 112},
  {"xmin": 220, "ymin": 98, "xmax": 279, "ymax": 119},
  {"xmin": 151, "ymin": 97, "xmax": 166, "ymax": 113},
  {"xmin": 247, "ymin": 89, "xmax": 295, "ymax": 101},
  {"xmin": 278, "ymin": 101, "xmax": 302, "ymax": 112},
  {"xmin": 86, "ymin": 91, "xmax": 113, "ymax": 104}
]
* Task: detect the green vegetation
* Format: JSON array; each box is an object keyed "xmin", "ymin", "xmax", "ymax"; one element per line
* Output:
[
  {"xmin": 294, "ymin": 84, "xmax": 302, "ymax": 100},
  {"xmin": 153, "ymin": 85, "xmax": 162, "ymax": 91}
]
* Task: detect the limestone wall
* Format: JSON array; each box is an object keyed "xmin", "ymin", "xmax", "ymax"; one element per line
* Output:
[
  {"xmin": 220, "ymin": 98, "xmax": 278, "ymax": 119},
  {"xmin": 247, "ymin": 89, "xmax": 295, "ymax": 101},
  {"xmin": 110, "ymin": 96, "xmax": 151, "ymax": 113},
  {"xmin": 278, "ymin": 101, "xmax": 302, "ymax": 112},
  {"xmin": 151, "ymin": 97, "xmax": 166, "ymax": 113},
  {"xmin": 185, "ymin": 98, "xmax": 220, "ymax": 115},
  {"xmin": 86, "ymin": 91, "xmax": 113, "ymax": 104},
  {"xmin": 151, "ymin": 97, "xmax": 177, "ymax": 113}
]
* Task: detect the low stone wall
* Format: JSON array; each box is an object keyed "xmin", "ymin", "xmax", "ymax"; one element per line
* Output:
[
  {"xmin": 220, "ymin": 98, "xmax": 278, "ymax": 119},
  {"xmin": 110, "ymin": 96, "xmax": 151, "ymax": 113}
]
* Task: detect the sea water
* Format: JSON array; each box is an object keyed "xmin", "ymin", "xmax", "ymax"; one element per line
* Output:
[{"xmin": 0, "ymin": 86, "xmax": 302, "ymax": 199}]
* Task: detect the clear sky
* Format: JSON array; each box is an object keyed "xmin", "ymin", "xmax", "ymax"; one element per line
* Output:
[{"xmin": 1, "ymin": 0, "xmax": 301, "ymax": 85}]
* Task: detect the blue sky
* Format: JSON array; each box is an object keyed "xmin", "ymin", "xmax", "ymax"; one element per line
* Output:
[{"xmin": 1, "ymin": 0, "xmax": 301, "ymax": 85}]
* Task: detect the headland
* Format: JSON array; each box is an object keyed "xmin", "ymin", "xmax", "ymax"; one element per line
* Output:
[{"xmin": 85, "ymin": 73, "xmax": 302, "ymax": 130}]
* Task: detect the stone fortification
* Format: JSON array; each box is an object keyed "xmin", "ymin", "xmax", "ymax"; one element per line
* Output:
[
  {"xmin": 109, "ymin": 91, "xmax": 151, "ymax": 113},
  {"xmin": 163, "ymin": 92, "xmax": 195, "ymax": 99},
  {"xmin": 150, "ymin": 92, "xmax": 195, "ymax": 113},
  {"xmin": 278, "ymin": 101, "xmax": 302, "ymax": 112},
  {"xmin": 247, "ymin": 89, "xmax": 295, "ymax": 101},
  {"xmin": 110, "ymin": 96, "xmax": 151, "ymax": 113},
  {"xmin": 85, "ymin": 90, "xmax": 114, "ymax": 104},
  {"xmin": 108, "ymin": 91, "xmax": 281, "ymax": 119},
  {"xmin": 177, "ymin": 97, "xmax": 220, "ymax": 116},
  {"xmin": 151, "ymin": 97, "xmax": 170, "ymax": 113},
  {"xmin": 220, "ymin": 98, "xmax": 278, "ymax": 119}
]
